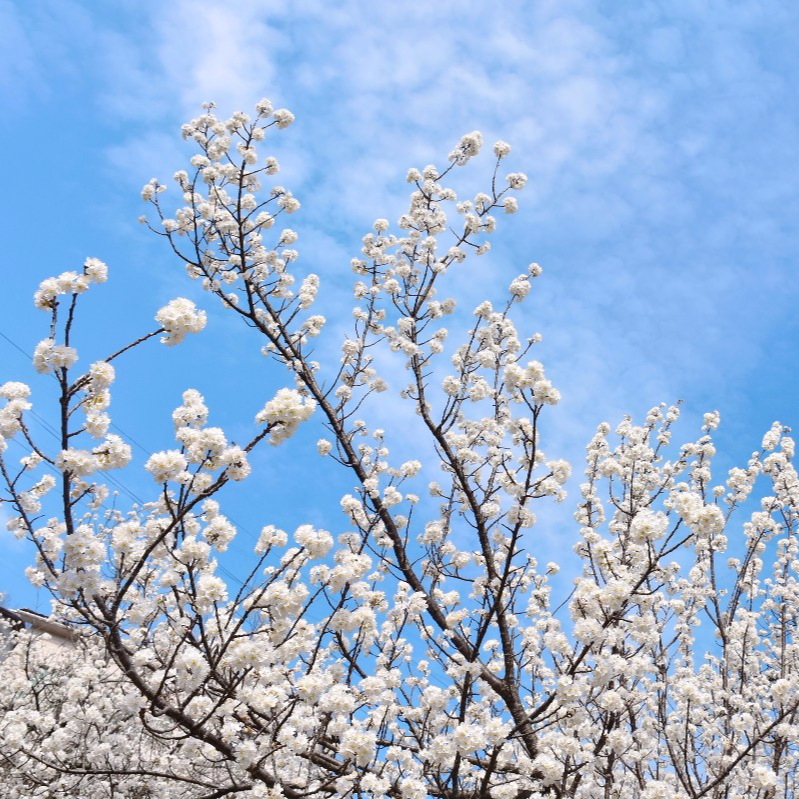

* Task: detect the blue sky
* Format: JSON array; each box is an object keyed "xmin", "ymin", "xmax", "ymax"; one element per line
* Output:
[{"xmin": 1, "ymin": 0, "xmax": 798, "ymax": 611}]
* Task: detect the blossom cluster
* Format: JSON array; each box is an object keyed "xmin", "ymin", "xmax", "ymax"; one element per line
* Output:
[
  {"xmin": 145, "ymin": 389, "xmax": 252, "ymax": 486},
  {"xmin": 33, "ymin": 257, "xmax": 108, "ymax": 309},
  {"xmin": 155, "ymin": 297, "xmax": 207, "ymax": 345},
  {"xmin": 256, "ymin": 387, "xmax": 316, "ymax": 444}
]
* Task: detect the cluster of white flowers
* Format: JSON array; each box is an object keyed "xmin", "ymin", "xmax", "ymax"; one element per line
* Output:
[
  {"xmin": 195, "ymin": 573, "xmax": 228, "ymax": 610},
  {"xmin": 508, "ymin": 272, "xmax": 531, "ymax": 298},
  {"xmin": 77, "ymin": 360, "xmax": 116, "ymax": 437},
  {"xmin": 0, "ymin": 627, "xmax": 238, "ymax": 797},
  {"xmin": 55, "ymin": 434, "xmax": 132, "ymax": 479},
  {"xmin": 504, "ymin": 359, "xmax": 561, "ymax": 405},
  {"xmin": 673, "ymin": 490, "xmax": 725, "ymax": 538},
  {"xmin": 629, "ymin": 507, "xmax": 668, "ymax": 543},
  {"xmin": 145, "ymin": 448, "xmax": 188, "ymax": 482},
  {"xmin": 173, "ymin": 387, "xmax": 209, "ymax": 429},
  {"xmin": 448, "ymin": 130, "xmax": 483, "ymax": 165},
  {"xmin": 0, "ymin": 381, "xmax": 31, "ymax": 452},
  {"xmin": 155, "ymin": 297, "xmax": 207, "ymax": 345},
  {"xmin": 33, "ymin": 338, "xmax": 78, "ymax": 373},
  {"xmin": 256, "ymin": 387, "xmax": 316, "ymax": 444},
  {"xmin": 33, "ymin": 258, "xmax": 108, "ymax": 309},
  {"xmin": 298, "ymin": 273, "xmax": 319, "ymax": 309},
  {"xmin": 144, "ymin": 391, "xmax": 252, "ymax": 487},
  {"xmin": 293, "ymin": 524, "xmax": 333, "ymax": 558},
  {"xmin": 93, "ymin": 433, "xmax": 133, "ymax": 470}
]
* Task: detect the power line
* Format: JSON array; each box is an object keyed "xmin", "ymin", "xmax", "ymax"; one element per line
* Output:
[{"xmin": 0, "ymin": 330, "xmax": 32, "ymax": 361}]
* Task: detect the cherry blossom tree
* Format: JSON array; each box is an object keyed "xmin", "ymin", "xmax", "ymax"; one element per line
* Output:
[{"xmin": 1, "ymin": 98, "xmax": 798, "ymax": 799}]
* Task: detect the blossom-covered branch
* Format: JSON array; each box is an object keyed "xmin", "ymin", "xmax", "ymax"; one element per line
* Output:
[{"xmin": 0, "ymin": 98, "xmax": 797, "ymax": 799}]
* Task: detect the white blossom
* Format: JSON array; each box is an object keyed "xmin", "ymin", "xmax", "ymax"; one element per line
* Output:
[
  {"xmin": 256, "ymin": 387, "xmax": 316, "ymax": 443},
  {"xmin": 156, "ymin": 298, "xmax": 207, "ymax": 345}
]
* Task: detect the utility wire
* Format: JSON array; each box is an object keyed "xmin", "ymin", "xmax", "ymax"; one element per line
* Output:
[{"xmin": 0, "ymin": 330, "xmax": 32, "ymax": 361}]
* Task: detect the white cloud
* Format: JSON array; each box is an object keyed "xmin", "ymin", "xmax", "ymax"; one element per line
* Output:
[{"xmin": 0, "ymin": 0, "xmax": 95, "ymax": 107}]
